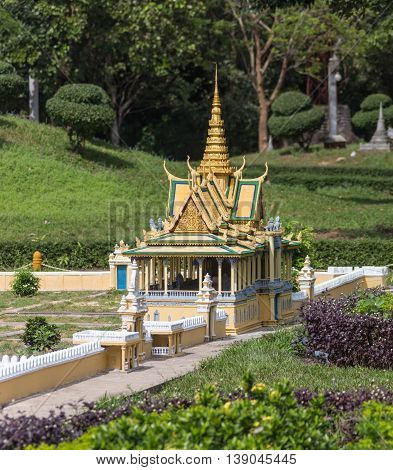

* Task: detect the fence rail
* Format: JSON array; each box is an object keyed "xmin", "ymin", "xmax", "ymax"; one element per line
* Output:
[{"xmin": 0, "ymin": 341, "xmax": 102, "ymax": 381}]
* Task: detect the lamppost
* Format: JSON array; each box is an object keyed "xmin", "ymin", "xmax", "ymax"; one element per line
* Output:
[{"xmin": 324, "ymin": 52, "xmax": 346, "ymax": 148}]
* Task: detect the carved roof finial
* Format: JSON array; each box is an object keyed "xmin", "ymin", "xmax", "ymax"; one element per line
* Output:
[{"xmin": 198, "ymin": 65, "xmax": 232, "ymax": 177}]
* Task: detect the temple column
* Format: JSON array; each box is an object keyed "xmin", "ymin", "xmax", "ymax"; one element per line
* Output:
[
  {"xmin": 163, "ymin": 259, "xmax": 169, "ymax": 295},
  {"xmin": 252, "ymin": 255, "xmax": 257, "ymax": 283},
  {"xmin": 264, "ymin": 253, "xmax": 269, "ymax": 279},
  {"xmin": 269, "ymin": 237, "xmax": 275, "ymax": 282},
  {"xmin": 217, "ymin": 258, "xmax": 223, "ymax": 294},
  {"xmin": 230, "ymin": 259, "xmax": 236, "ymax": 295},
  {"xmin": 144, "ymin": 259, "xmax": 149, "ymax": 293},
  {"xmin": 276, "ymin": 245, "xmax": 282, "ymax": 280},
  {"xmin": 197, "ymin": 258, "xmax": 204, "ymax": 291},
  {"xmin": 237, "ymin": 260, "xmax": 242, "ymax": 291},
  {"xmin": 150, "ymin": 258, "xmax": 155, "ymax": 285},
  {"xmin": 138, "ymin": 260, "xmax": 143, "ymax": 288},
  {"xmin": 247, "ymin": 257, "xmax": 252, "ymax": 285},
  {"xmin": 257, "ymin": 254, "xmax": 261, "ymax": 280},
  {"xmin": 187, "ymin": 257, "xmax": 192, "ymax": 279},
  {"xmin": 242, "ymin": 259, "xmax": 247, "ymax": 289},
  {"xmin": 121, "ymin": 346, "xmax": 126, "ymax": 372},
  {"xmin": 157, "ymin": 259, "xmax": 162, "ymax": 289}
]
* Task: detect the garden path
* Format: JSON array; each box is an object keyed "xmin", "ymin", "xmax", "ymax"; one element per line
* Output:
[{"xmin": 1, "ymin": 327, "xmax": 283, "ymax": 418}]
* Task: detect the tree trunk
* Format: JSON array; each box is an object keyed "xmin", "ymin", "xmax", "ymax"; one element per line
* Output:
[
  {"xmin": 28, "ymin": 76, "xmax": 39, "ymax": 122},
  {"xmin": 258, "ymin": 102, "xmax": 269, "ymax": 153},
  {"xmin": 111, "ymin": 118, "xmax": 120, "ymax": 146}
]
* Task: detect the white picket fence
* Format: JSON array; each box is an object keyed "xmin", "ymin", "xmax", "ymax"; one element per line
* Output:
[{"xmin": 0, "ymin": 341, "xmax": 102, "ymax": 381}]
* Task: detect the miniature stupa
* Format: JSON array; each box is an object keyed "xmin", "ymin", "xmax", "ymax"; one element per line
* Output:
[{"xmin": 360, "ymin": 103, "xmax": 391, "ymax": 151}]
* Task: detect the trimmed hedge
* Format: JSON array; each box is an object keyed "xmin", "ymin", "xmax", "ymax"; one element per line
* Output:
[
  {"xmin": 271, "ymin": 91, "xmax": 311, "ymax": 116},
  {"xmin": 360, "ymin": 93, "xmax": 392, "ymax": 111},
  {"xmin": 0, "ymin": 241, "xmax": 115, "ymax": 271},
  {"xmin": 0, "ymin": 61, "xmax": 25, "ymax": 103},
  {"xmin": 298, "ymin": 239, "xmax": 393, "ymax": 269},
  {"xmin": 268, "ymin": 91, "xmax": 325, "ymax": 148},
  {"xmin": 246, "ymin": 165, "xmax": 393, "ymax": 191},
  {"xmin": 46, "ymin": 84, "xmax": 115, "ymax": 149},
  {"xmin": 352, "ymin": 93, "xmax": 393, "ymax": 139},
  {"xmin": 0, "ymin": 238, "xmax": 390, "ymax": 271}
]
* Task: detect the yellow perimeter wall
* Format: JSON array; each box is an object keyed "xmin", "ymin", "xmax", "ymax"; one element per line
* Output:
[
  {"xmin": 0, "ymin": 271, "xmax": 111, "ymax": 291},
  {"xmin": 0, "ymin": 350, "xmax": 108, "ymax": 405}
]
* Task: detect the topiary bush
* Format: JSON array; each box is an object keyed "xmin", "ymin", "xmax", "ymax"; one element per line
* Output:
[
  {"xmin": 352, "ymin": 93, "xmax": 393, "ymax": 139},
  {"xmin": 268, "ymin": 91, "xmax": 324, "ymax": 149},
  {"xmin": 11, "ymin": 268, "xmax": 40, "ymax": 297},
  {"xmin": 0, "ymin": 61, "xmax": 25, "ymax": 111},
  {"xmin": 21, "ymin": 316, "xmax": 61, "ymax": 353},
  {"xmin": 46, "ymin": 84, "xmax": 115, "ymax": 151}
]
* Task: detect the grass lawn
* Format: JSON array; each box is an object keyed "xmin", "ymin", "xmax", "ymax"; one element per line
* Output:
[
  {"xmin": 1, "ymin": 115, "xmax": 392, "ymax": 244},
  {"xmin": 157, "ymin": 329, "xmax": 393, "ymax": 398},
  {"xmin": 0, "ymin": 290, "xmax": 122, "ymax": 312}
]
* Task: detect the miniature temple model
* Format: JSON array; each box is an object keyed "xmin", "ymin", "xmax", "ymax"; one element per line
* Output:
[{"xmin": 110, "ymin": 68, "xmax": 299, "ymax": 334}]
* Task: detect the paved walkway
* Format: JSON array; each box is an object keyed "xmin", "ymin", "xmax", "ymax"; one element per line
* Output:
[{"xmin": 1, "ymin": 328, "xmax": 279, "ymax": 418}]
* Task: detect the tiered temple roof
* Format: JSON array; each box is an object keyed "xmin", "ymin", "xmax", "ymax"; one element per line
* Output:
[{"xmin": 125, "ymin": 68, "xmax": 297, "ymax": 258}]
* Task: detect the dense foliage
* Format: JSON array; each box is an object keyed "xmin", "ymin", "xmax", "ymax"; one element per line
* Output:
[
  {"xmin": 21, "ymin": 316, "xmax": 61, "ymax": 352},
  {"xmin": 299, "ymin": 291, "xmax": 393, "ymax": 369},
  {"xmin": 11, "ymin": 268, "xmax": 40, "ymax": 296},
  {"xmin": 0, "ymin": 241, "xmax": 113, "ymax": 271},
  {"xmin": 1, "ymin": 369, "xmax": 393, "ymax": 450},
  {"xmin": 0, "ymin": 238, "xmax": 390, "ymax": 272},
  {"xmin": 352, "ymin": 93, "xmax": 393, "ymax": 139},
  {"xmin": 0, "ymin": 60, "xmax": 24, "ymax": 109},
  {"xmin": 268, "ymin": 91, "xmax": 325, "ymax": 148},
  {"xmin": 298, "ymin": 239, "xmax": 393, "ymax": 270},
  {"xmin": 46, "ymin": 84, "xmax": 114, "ymax": 150}
]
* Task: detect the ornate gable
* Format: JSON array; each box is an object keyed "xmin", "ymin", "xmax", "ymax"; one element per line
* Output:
[{"xmin": 173, "ymin": 197, "xmax": 209, "ymax": 233}]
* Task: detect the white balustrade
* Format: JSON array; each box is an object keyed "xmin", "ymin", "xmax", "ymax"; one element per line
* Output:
[
  {"xmin": 292, "ymin": 291, "xmax": 308, "ymax": 301},
  {"xmin": 216, "ymin": 309, "xmax": 228, "ymax": 321},
  {"xmin": 314, "ymin": 268, "xmax": 365, "ymax": 295},
  {"xmin": 141, "ymin": 290, "xmax": 198, "ymax": 298},
  {"xmin": 0, "ymin": 341, "xmax": 102, "ymax": 381},
  {"xmin": 152, "ymin": 347, "xmax": 170, "ymax": 356},
  {"xmin": 144, "ymin": 320, "xmax": 184, "ymax": 332},
  {"xmin": 73, "ymin": 330, "xmax": 139, "ymax": 343},
  {"xmin": 182, "ymin": 315, "xmax": 206, "ymax": 330}
]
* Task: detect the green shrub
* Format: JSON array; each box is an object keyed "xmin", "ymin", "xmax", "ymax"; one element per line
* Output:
[
  {"xmin": 21, "ymin": 316, "xmax": 61, "ymax": 353},
  {"xmin": 0, "ymin": 61, "xmax": 25, "ymax": 107},
  {"xmin": 36, "ymin": 382, "xmax": 339, "ymax": 450},
  {"xmin": 271, "ymin": 91, "xmax": 311, "ymax": 116},
  {"xmin": 347, "ymin": 401, "xmax": 393, "ymax": 449},
  {"xmin": 353, "ymin": 292, "xmax": 393, "ymax": 318},
  {"xmin": 352, "ymin": 93, "xmax": 393, "ymax": 139},
  {"xmin": 360, "ymin": 93, "xmax": 392, "ymax": 111},
  {"xmin": 268, "ymin": 92, "xmax": 325, "ymax": 149},
  {"xmin": 46, "ymin": 84, "xmax": 115, "ymax": 150},
  {"xmin": 11, "ymin": 268, "xmax": 40, "ymax": 297}
]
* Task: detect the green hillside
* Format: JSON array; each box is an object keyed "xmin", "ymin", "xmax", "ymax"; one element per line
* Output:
[{"xmin": 0, "ymin": 115, "xmax": 392, "ymax": 246}]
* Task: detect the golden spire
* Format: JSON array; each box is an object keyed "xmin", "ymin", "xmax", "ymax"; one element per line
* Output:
[{"xmin": 198, "ymin": 65, "xmax": 232, "ymax": 176}]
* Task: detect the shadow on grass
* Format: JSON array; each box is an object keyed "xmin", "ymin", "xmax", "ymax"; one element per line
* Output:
[{"xmin": 79, "ymin": 146, "xmax": 134, "ymax": 170}]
